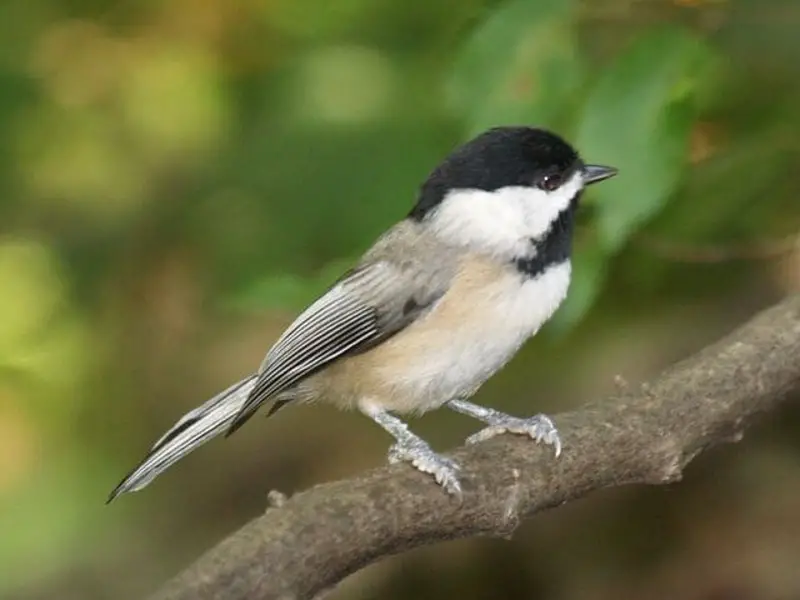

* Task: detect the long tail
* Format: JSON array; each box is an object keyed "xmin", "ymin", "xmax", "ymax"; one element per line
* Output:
[{"xmin": 107, "ymin": 374, "xmax": 258, "ymax": 503}]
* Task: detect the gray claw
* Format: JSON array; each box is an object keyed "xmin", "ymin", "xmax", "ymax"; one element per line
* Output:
[
  {"xmin": 388, "ymin": 440, "xmax": 462, "ymax": 497},
  {"xmin": 466, "ymin": 413, "xmax": 562, "ymax": 457}
]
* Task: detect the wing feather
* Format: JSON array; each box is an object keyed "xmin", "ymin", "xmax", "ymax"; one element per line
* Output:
[{"xmin": 226, "ymin": 257, "xmax": 449, "ymax": 434}]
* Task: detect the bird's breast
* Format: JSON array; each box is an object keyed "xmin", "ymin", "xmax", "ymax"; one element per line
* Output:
[{"xmin": 344, "ymin": 257, "xmax": 572, "ymax": 413}]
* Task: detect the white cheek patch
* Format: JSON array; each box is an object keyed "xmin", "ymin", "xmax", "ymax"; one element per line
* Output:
[
  {"xmin": 525, "ymin": 172, "xmax": 582, "ymax": 240},
  {"xmin": 427, "ymin": 170, "xmax": 584, "ymax": 258}
]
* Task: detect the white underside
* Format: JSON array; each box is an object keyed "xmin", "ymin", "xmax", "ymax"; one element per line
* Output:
[{"xmin": 379, "ymin": 260, "xmax": 571, "ymax": 412}]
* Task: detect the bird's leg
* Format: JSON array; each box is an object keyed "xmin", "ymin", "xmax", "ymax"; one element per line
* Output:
[
  {"xmin": 446, "ymin": 398, "xmax": 562, "ymax": 457},
  {"xmin": 359, "ymin": 401, "xmax": 462, "ymax": 497}
]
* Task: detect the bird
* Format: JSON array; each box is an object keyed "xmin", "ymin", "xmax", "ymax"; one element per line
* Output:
[{"xmin": 108, "ymin": 126, "xmax": 617, "ymax": 502}]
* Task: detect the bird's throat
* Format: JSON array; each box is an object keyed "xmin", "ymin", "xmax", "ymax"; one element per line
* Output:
[{"xmin": 514, "ymin": 198, "xmax": 578, "ymax": 278}]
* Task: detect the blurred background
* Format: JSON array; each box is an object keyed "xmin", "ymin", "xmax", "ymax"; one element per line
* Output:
[{"xmin": 2, "ymin": 0, "xmax": 800, "ymax": 598}]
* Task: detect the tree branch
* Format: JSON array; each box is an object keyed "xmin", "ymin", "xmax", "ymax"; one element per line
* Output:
[{"xmin": 151, "ymin": 295, "xmax": 800, "ymax": 600}]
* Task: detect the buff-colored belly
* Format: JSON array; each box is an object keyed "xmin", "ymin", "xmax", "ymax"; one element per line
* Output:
[{"xmin": 304, "ymin": 259, "xmax": 571, "ymax": 414}]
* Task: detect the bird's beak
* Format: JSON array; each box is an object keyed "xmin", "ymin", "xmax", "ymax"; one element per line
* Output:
[{"xmin": 583, "ymin": 164, "xmax": 618, "ymax": 185}]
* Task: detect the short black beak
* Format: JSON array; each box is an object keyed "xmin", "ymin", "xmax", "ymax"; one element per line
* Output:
[{"xmin": 583, "ymin": 164, "xmax": 618, "ymax": 185}]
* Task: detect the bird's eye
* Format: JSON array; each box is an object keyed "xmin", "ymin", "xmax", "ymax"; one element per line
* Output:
[{"xmin": 538, "ymin": 174, "xmax": 562, "ymax": 192}]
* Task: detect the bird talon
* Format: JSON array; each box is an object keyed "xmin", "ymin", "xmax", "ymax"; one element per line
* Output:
[
  {"xmin": 387, "ymin": 440, "xmax": 462, "ymax": 496},
  {"xmin": 466, "ymin": 413, "xmax": 562, "ymax": 456}
]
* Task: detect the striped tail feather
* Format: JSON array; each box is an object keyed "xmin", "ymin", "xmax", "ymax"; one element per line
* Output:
[{"xmin": 107, "ymin": 374, "xmax": 258, "ymax": 503}]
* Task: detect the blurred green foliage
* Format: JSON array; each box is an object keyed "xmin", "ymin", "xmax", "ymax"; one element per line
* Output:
[
  {"xmin": 1, "ymin": 0, "xmax": 800, "ymax": 598},
  {"xmin": 448, "ymin": 0, "xmax": 583, "ymax": 134}
]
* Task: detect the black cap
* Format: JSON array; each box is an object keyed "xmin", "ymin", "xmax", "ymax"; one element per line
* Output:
[{"xmin": 410, "ymin": 127, "xmax": 585, "ymax": 221}]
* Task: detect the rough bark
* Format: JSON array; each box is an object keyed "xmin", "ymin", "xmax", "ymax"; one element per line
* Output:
[{"xmin": 151, "ymin": 295, "xmax": 800, "ymax": 600}]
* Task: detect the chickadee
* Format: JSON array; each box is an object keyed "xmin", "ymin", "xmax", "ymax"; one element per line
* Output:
[{"xmin": 108, "ymin": 126, "xmax": 617, "ymax": 501}]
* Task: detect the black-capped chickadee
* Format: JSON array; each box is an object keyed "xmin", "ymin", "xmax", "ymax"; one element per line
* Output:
[{"xmin": 108, "ymin": 126, "xmax": 617, "ymax": 501}]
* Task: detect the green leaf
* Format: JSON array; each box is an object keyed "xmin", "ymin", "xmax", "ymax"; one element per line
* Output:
[
  {"xmin": 576, "ymin": 27, "xmax": 719, "ymax": 252},
  {"xmin": 448, "ymin": 0, "xmax": 582, "ymax": 134}
]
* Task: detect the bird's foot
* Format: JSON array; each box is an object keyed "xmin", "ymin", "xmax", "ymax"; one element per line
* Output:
[
  {"xmin": 388, "ymin": 439, "xmax": 462, "ymax": 497},
  {"xmin": 465, "ymin": 413, "xmax": 562, "ymax": 457}
]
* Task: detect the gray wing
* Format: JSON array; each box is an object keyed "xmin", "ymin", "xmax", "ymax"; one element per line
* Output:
[{"xmin": 226, "ymin": 254, "xmax": 452, "ymax": 434}]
